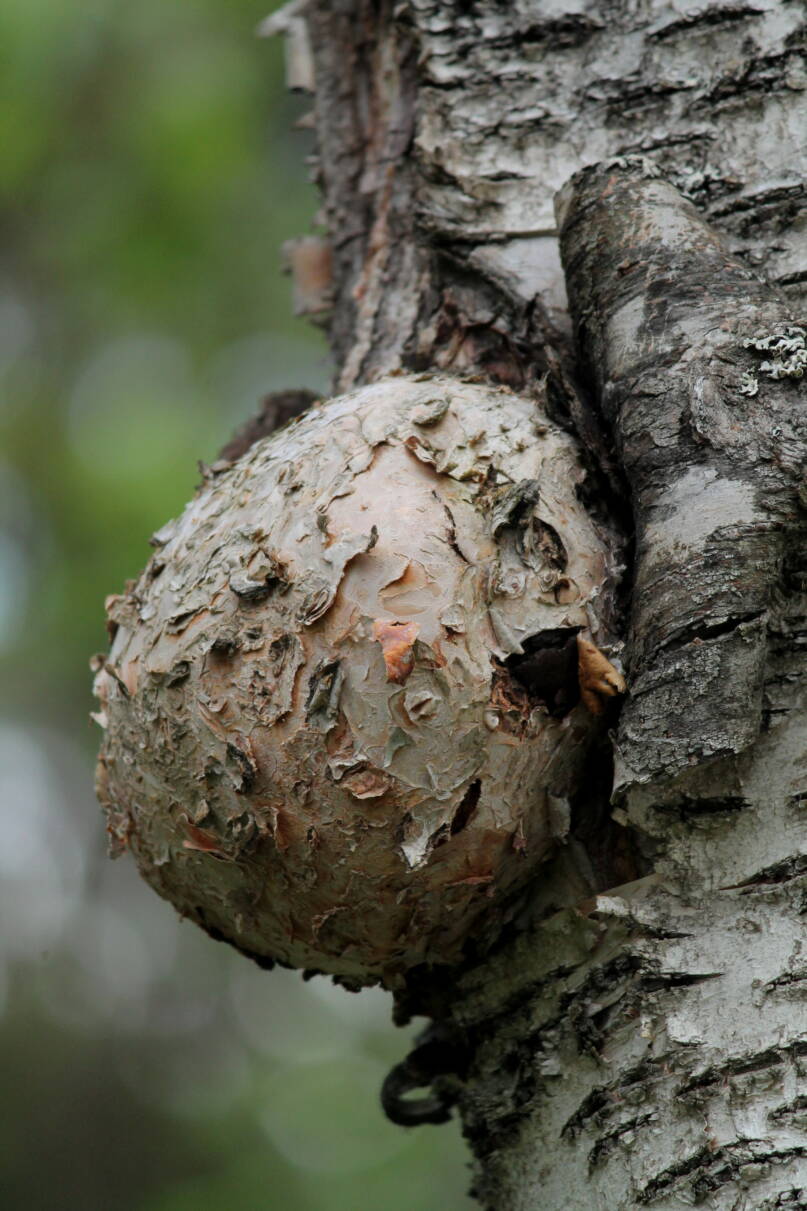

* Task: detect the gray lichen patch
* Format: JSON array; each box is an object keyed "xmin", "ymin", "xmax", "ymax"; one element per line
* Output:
[
  {"xmin": 94, "ymin": 375, "xmax": 620, "ymax": 987},
  {"xmin": 739, "ymin": 325, "xmax": 806, "ymax": 397}
]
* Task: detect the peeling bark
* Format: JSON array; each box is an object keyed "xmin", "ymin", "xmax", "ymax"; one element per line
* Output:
[
  {"xmin": 459, "ymin": 161, "xmax": 807, "ymax": 1207},
  {"xmin": 270, "ymin": 1, "xmax": 807, "ymax": 1206},
  {"xmin": 305, "ymin": 0, "xmax": 804, "ymax": 388},
  {"xmin": 96, "ymin": 376, "xmax": 623, "ymax": 988},
  {"xmin": 95, "ymin": 0, "xmax": 807, "ymax": 1206}
]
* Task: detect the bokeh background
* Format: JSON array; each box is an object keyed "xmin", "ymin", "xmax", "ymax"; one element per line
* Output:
[{"xmin": 0, "ymin": 2, "xmax": 473, "ymax": 1207}]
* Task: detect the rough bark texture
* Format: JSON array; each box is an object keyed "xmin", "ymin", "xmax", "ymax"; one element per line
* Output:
[
  {"xmin": 95, "ymin": 376, "xmax": 624, "ymax": 988},
  {"xmin": 304, "ymin": 0, "xmax": 804, "ymax": 388},
  {"xmin": 442, "ymin": 162, "xmax": 806, "ymax": 1209},
  {"xmin": 272, "ymin": 1, "xmax": 807, "ymax": 1206},
  {"xmin": 89, "ymin": 2, "xmax": 807, "ymax": 1207},
  {"xmin": 558, "ymin": 160, "xmax": 805, "ymax": 789}
]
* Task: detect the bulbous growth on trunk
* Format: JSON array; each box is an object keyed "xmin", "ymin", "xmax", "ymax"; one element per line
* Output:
[{"xmin": 93, "ymin": 375, "xmax": 621, "ymax": 988}]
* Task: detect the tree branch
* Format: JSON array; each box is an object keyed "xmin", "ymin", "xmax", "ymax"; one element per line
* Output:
[{"xmin": 557, "ymin": 158, "xmax": 806, "ymax": 791}]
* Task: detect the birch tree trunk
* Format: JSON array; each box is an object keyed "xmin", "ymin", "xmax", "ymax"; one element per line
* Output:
[{"xmin": 268, "ymin": 2, "xmax": 807, "ymax": 1206}]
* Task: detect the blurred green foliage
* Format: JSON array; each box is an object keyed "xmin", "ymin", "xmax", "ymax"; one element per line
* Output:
[
  {"xmin": 0, "ymin": 2, "xmax": 473, "ymax": 1208},
  {"xmin": 0, "ymin": 0, "xmax": 329, "ymax": 718}
]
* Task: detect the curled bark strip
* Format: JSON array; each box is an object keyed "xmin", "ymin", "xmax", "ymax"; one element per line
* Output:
[
  {"xmin": 373, "ymin": 618, "xmax": 419, "ymax": 684},
  {"xmin": 557, "ymin": 159, "xmax": 806, "ymax": 788},
  {"xmin": 380, "ymin": 1024, "xmax": 467, "ymax": 1127},
  {"xmin": 576, "ymin": 635, "xmax": 626, "ymax": 716}
]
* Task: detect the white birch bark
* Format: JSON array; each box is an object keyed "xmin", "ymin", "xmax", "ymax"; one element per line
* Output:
[{"xmin": 270, "ymin": 1, "xmax": 807, "ymax": 1206}]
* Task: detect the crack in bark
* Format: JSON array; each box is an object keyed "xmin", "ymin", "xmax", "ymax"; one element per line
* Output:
[
  {"xmin": 770, "ymin": 1095, "xmax": 807, "ymax": 1124},
  {"xmin": 648, "ymin": 4, "xmax": 764, "ymax": 41},
  {"xmin": 639, "ymin": 970, "xmax": 722, "ymax": 993},
  {"xmin": 273, "ymin": 4, "xmax": 807, "ymax": 1204},
  {"xmin": 677, "ymin": 1043, "xmax": 806, "ymax": 1098},
  {"xmin": 664, "ymin": 608, "xmax": 768, "ymax": 651},
  {"xmin": 587, "ymin": 1112, "xmax": 657, "ymax": 1171},
  {"xmin": 696, "ymin": 48, "xmax": 807, "ymax": 108},
  {"xmin": 725, "ymin": 854, "xmax": 807, "ymax": 889},
  {"xmin": 639, "ymin": 1142, "xmax": 807, "ymax": 1204},
  {"xmin": 651, "ymin": 794, "xmax": 750, "ymax": 820},
  {"xmin": 563, "ymin": 1054, "xmax": 680, "ymax": 1139}
]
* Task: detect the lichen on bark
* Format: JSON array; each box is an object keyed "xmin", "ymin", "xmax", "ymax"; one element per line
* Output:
[{"xmin": 95, "ymin": 0, "xmax": 807, "ymax": 1203}]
